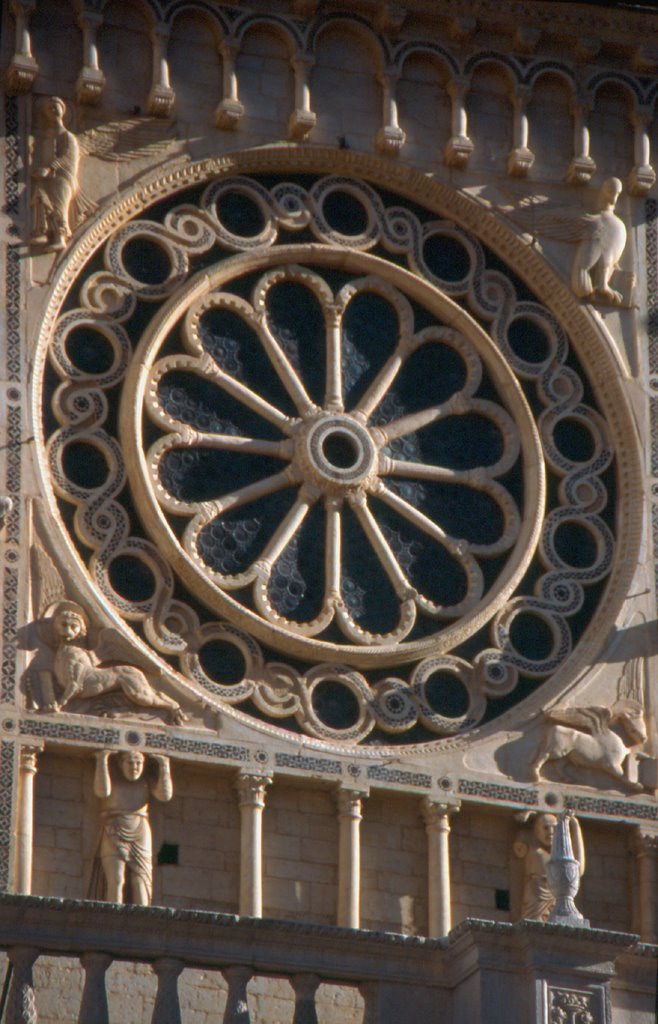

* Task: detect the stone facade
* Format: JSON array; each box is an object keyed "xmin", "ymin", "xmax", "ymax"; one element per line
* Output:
[{"xmin": 1, "ymin": 0, "xmax": 658, "ymax": 1020}]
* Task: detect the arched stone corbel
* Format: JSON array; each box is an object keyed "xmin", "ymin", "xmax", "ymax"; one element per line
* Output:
[
  {"xmin": 507, "ymin": 83, "xmax": 535, "ymax": 177},
  {"xmin": 6, "ymin": 0, "xmax": 38, "ymax": 95},
  {"xmin": 75, "ymin": 8, "xmax": 105, "ymax": 106},
  {"xmin": 289, "ymin": 55, "xmax": 316, "ymax": 141},
  {"xmin": 216, "ymin": 38, "xmax": 244, "ymax": 130},
  {"xmin": 444, "ymin": 76, "xmax": 474, "ymax": 170},
  {"xmin": 147, "ymin": 23, "xmax": 175, "ymax": 118},
  {"xmin": 628, "ymin": 105, "xmax": 656, "ymax": 197},
  {"xmin": 567, "ymin": 94, "xmax": 597, "ymax": 185},
  {"xmin": 375, "ymin": 68, "xmax": 406, "ymax": 156}
]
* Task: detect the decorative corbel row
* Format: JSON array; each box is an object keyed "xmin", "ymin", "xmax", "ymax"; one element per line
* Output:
[
  {"xmin": 566, "ymin": 94, "xmax": 596, "ymax": 185},
  {"xmin": 375, "ymin": 67, "xmax": 406, "ymax": 156},
  {"xmin": 6, "ymin": 0, "xmax": 38, "ymax": 95},
  {"xmin": 289, "ymin": 55, "xmax": 316, "ymax": 141},
  {"xmin": 147, "ymin": 23, "xmax": 175, "ymax": 118},
  {"xmin": 215, "ymin": 38, "xmax": 244, "ymax": 130},
  {"xmin": 75, "ymin": 8, "xmax": 105, "ymax": 106},
  {"xmin": 507, "ymin": 84, "xmax": 534, "ymax": 177}
]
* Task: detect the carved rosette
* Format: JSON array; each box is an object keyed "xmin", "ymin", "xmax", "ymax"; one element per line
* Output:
[{"xmin": 34, "ymin": 156, "xmax": 639, "ymax": 748}]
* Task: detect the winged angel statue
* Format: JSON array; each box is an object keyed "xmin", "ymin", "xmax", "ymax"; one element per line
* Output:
[
  {"xmin": 499, "ymin": 177, "xmax": 628, "ymax": 306},
  {"xmin": 30, "ymin": 97, "xmax": 183, "ymax": 250},
  {"xmin": 29, "ymin": 546, "xmax": 186, "ymax": 724}
]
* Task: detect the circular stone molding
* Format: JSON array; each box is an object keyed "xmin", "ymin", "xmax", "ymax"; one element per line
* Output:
[{"xmin": 33, "ymin": 148, "xmax": 642, "ymax": 747}]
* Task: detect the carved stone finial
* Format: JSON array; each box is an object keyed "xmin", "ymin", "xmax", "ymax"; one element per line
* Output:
[
  {"xmin": 547, "ymin": 813, "xmax": 589, "ymax": 927},
  {"xmin": 514, "ymin": 812, "xmax": 586, "ymax": 922}
]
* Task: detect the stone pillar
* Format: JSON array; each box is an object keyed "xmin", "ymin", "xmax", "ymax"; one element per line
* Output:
[
  {"xmin": 79, "ymin": 952, "xmax": 112, "ymax": 1024},
  {"xmin": 222, "ymin": 965, "xmax": 252, "ymax": 1023},
  {"xmin": 148, "ymin": 24, "xmax": 175, "ymax": 117},
  {"xmin": 6, "ymin": 946, "xmax": 38, "ymax": 1024},
  {"xmin": 507, "ymin": 85, "xmax": 534, "ymax": 177},
  {"xmin": 376, "ymin": 69, "xmax": 406, "ymax": 155},
  {"xmin": 291, "ymin": 973, "xmax": 320, "ymax": 1024},
  {"xmin": 628, "ymin": 105, "xmax": 656, "ymax": 197},
  {"xmin": 336, "ymin": 787, "xmax": 366, "ymax": 929},
  {"xmin": 6, "ymin": 0, "xmax": 38, "ymax": 94},
  {"xmin": 151, "ymin": 957, "xmax": 183, "ymax": 1024},
  {"xmin": 421, "ymin": 799, "xmax": 458, "ymax": 938},
  {"xmin": 236, "ymin": 773, "xmax": 271, "ymax": 917},
  {"xmin": 567, "ymin": 96, "xmax": 596, "ymax": 184},
  {"xmin": 289, "ymin": 56, "xmax": 316, "ymax": 140},
  {"xmin": 445, "ymin": 77, "xmax": 474, "ymax": 169},
  {"xmin": 15, "ymin": 746, "xmax": 39, "ymax": 895},
  {"xmin": 631, "ymin": 827, "xmax": 658, "ymax": 943},
  {"xmin": 216, "ymin": 40, "xmax": 244, "ymax": 129},
  {"xmin": 76, "ymin": 9, "xmax": 105, "ymax": 105}
]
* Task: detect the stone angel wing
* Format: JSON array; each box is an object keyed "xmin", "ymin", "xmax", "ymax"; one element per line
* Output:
[
  {"xmin": 498, "ymin": 194, "xmax": 602, "ymax": 244},
  {"xmin": 544, "ymin": 705, "xmax": 613, "ymax": 735},
  {"xmin": 77, "ymin": 115, "xmax": 183, "ymax": 164},
  {"xmin": 94, "ymin": 626, "xmax": 162, "ymax": 676}
]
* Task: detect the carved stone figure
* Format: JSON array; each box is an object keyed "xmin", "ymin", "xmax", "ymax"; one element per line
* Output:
[
  {"xmin": 94, "ymin": 749, "xmax": 172, "ymax": 905},
  {"xmin": 42, "ymin": 600, "xmax": 186, "ymax": 725},
  {"xmin": 513, "ymin": 812, "xmax": 585, "ymax": 921},
  {"xmin": 30, "ymin": 97, "xmax": 80, "ymax": 251},
  {"xmin": 499, "ymin": 176, "xmax": 628, "ymax": 306},
  {"xmin": 530, "ymin": 701, "xmax": 647, "ymax": 790},
  {"xmin": 547, "ymin": 812, "xmax": 588, "ymax": 927}
]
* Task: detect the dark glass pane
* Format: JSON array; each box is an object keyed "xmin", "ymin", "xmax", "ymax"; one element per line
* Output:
[
  {"xmin": 199, "ymin": 639, "xmax": 246, "ymax": 683},
  {"xmin": 109, "ymin": 555, "xmax": 156, "ymax": 602},
  {"xmin": 66, "ymin": 326, "xmax": 115, "ymax": 374},
  {"xmin": 312, "ymin": 679, "xmax": 360, "ymax": 728},
  {"xmin": 62, "ymin": 442, "xmax": 108, "ymax": 489},
  {"xmin": 122, "ymin": 237, "xmax": 171, "ymax": 284}
]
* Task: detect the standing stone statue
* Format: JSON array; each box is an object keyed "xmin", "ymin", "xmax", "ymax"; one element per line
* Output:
[
  {"xmin": 30, "ymin": 96, "xmax": 79, "ymax": 250},
  {"xmin": 94, "ymin": 749, "xmax": 173, "ymax": 905},
  {"xmin": 513, "ymin": 812, "xmax": 585, "ymax": 921}
]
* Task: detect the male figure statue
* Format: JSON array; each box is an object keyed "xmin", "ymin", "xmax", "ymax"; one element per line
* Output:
[
  {"xmin": 94, "ymin": 749, "xmax": 172, "ymax": 905},
  {"xmin": 31, "ymin": 96, "xmax": 79, "ymax": 250}
]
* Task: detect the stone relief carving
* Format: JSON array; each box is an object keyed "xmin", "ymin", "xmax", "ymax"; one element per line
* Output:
[
  {"xmin": 530, "ymin": 702, "xmax": 647, "ymax": 790},
  {"xmin": 30, "ymin": 97, "xmax": 81, "ymax": 251},
  {"xmin": 29, "ymin": 543, "xmax": 187, "ymax": 724},
  {"xmin": 499, "ymin": 177, "xmax": 629, "ymax": 306},
  {"xmin": 548, "ymin": 987, "xmax": 598, "ymax": 1024},
  {"xmin": 513, "ymin": 811, "xmax": 584, "ymax": 921},
  {"xmin": 93, "ymin": 749, "xmax": 172, "ymax": 905}
]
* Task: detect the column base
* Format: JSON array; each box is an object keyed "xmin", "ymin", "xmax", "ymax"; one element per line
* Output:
[
  {"xmin": 288, "ymin": 108, "xmax": 316, "ymax": 141},
  {"xmin": 76, "ymin": 67, "xmax": 106, "ymax": 106},
  {"xmin": 507, "ymin": 147, "xmax": 534, "ymax": 177},
  {"xmin": 215, "ymin": 98, "xmax": 244, "ymax": 130},
  {"xmin": 6, "ymin": 54, "xmax": 38, "ymax": 95},
  {"xmin": 376, "ymin": 125, "xmax": 406, "ymax": 156},
  {"xmin": 444, "ymin": 135, "xmax": 474, "ymax": 169},
  {"xmin": 566, "ymin": 155, "xmax": 597, "ymax": 185}
]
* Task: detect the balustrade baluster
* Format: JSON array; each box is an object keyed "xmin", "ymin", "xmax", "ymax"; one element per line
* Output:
[
  {"xmin": 291, "ymin": 973, "xmax": 320, "ymax": 1024},
  {"xmin": 78, "ymin": 952, "xmax": 112, "ymax": 1024},
  {"xmin": 222, "ymin": 965, "xmax": 252, "ymax": 1023},
  {"xmin": 151, "ymin": 958, "xmax": 183, "ymax": 1024},
  {"xmin": 6, "ymin": 946, "xmax": 38, "ymax": 1024}
]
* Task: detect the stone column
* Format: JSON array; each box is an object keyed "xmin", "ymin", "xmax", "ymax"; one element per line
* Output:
[
  {"xmin": 628, "ymin": 105, "xmax": 656, "ymax": 196},
  {"xmin": 76, "ymin": 9, "xmax": 105, "ymax": 105},
  {"xmin": 15, "ymin": 746, "xmax": 39, "ymax": 896},
  {"xmin": 567, "ymin": 96, "xmax": 596, "ymax": 184},
  {"xmin": 222, "ymin": 965, "xmax": 252, "ymax": 1023},
  {"xmin": 376, "ymin": 69, "xmax": 406, "ymax": 155},
  {"xmin": 79, "ymin": 952, "xmax": 112, "ymax": 1024},
  {"xmin": 507, "ymin": 85, "xmax": 534, "ymax": 177},
  {"xmin": 421, "ymin": 799, "xmax": 458, "ymax": 938},
  {"xmin": 291, "ymin": 973, "xmax": 320, "ymax": 1024},
  {"xmin": 151, "ymin": 957, "xmax": 183, "ymax": 1024},
  {"xmin": 216, "ymin": 40, "xmax": 244, "ymax": 129},
  {"xmin": 631, "ymin": 828, "xmax": 658, "ymax": 943},
  {"xmin": 445, "ymin": 76, "xmax": 474, "ymax": 169},
  {"xmin": 336, "ymin": 787, "xmax": 366, "ymax": 929},
  {"xmin": 6, "ymin": 946, "xmax": 38, "ymax": 1024},
  {"xmin": 236, "ymin": 773, "xmax": 271, "ymax": 917},
  {"xmin": 6, "ymin": 0, "xmax": 38, "ymax": 94},
  {"xmin": 148, "ymin": 24, "xmax": 175, "ymax": 117},
  {"xmin": 289, "ymin": 56, "xmax": 316, "ymax": 140}
]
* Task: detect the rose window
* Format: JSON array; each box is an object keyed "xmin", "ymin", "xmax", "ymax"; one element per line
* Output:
[{"xmin": 39, "ymin": 169, "xmax": 624, "ymax": 745}]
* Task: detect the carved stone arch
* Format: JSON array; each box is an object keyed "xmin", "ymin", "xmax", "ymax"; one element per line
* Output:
[
  {"xmin": 463, "ymin": 51, "xmax": 524, "ymax": 84},
  {"xmin": 231, "ymin": 12, "xmax": 305, "ymax": 56},
  {"xmin": 586, "ymin": 70, "xmax": 645, "ymax": 108},
  {"xmin": 164, "ymin": 0, "xmax": 232, "ymax": 38},
  {"xmin": 524, "ymin": 63, "xmax": 576, "ymax": 95},
  {"xmin": 523, "ymin": 67, "xmax": 577, "ymax": 179},
  {"xmin": 308, "ymin": 13, "xmax": 391, "ymax": 72},
  {"xmin": 31, "ymin": 146, "xmax": 643, "ymax": 753},
  {"xmin": 393, "ymin": 42, "xmax": 460, "ymax": 80},
  {"xmin": 587, "ymin": 74, "xmax": 638, "ymax": 179}
]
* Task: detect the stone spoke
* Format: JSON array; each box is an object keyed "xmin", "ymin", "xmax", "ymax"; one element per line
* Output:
[{"xmin": 350, "ymin": 496, "xmax": 411, "ymax": 599}]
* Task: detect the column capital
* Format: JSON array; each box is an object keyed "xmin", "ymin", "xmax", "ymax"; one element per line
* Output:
[
  {"xmin": 631, "ymin": 826, "xmax": 658, "ymax": 856},
  {"xmin": 421, "ymin": 798, "xmax": 460, "ymax": 831},
  {"xmin": 19, "ymin": 746, "xmax": 41, "ymax": 774},
  {"xmin": 236, "ymin": 772, "xmax": 272, "ymax": 809},
  {"xmin": 336, "ymin": 786, "xmax": 367, "ymax": 819}
]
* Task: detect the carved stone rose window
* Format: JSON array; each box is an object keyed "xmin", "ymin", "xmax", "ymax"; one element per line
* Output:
[{"xmin": 39, "ymin": 164, "xmax": 629, "ymax": 746}]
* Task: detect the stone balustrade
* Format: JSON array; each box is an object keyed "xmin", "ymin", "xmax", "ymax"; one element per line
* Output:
[{"xmin": 0, "ymin": 895, "xmax": 655, "ymax": 1023}]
